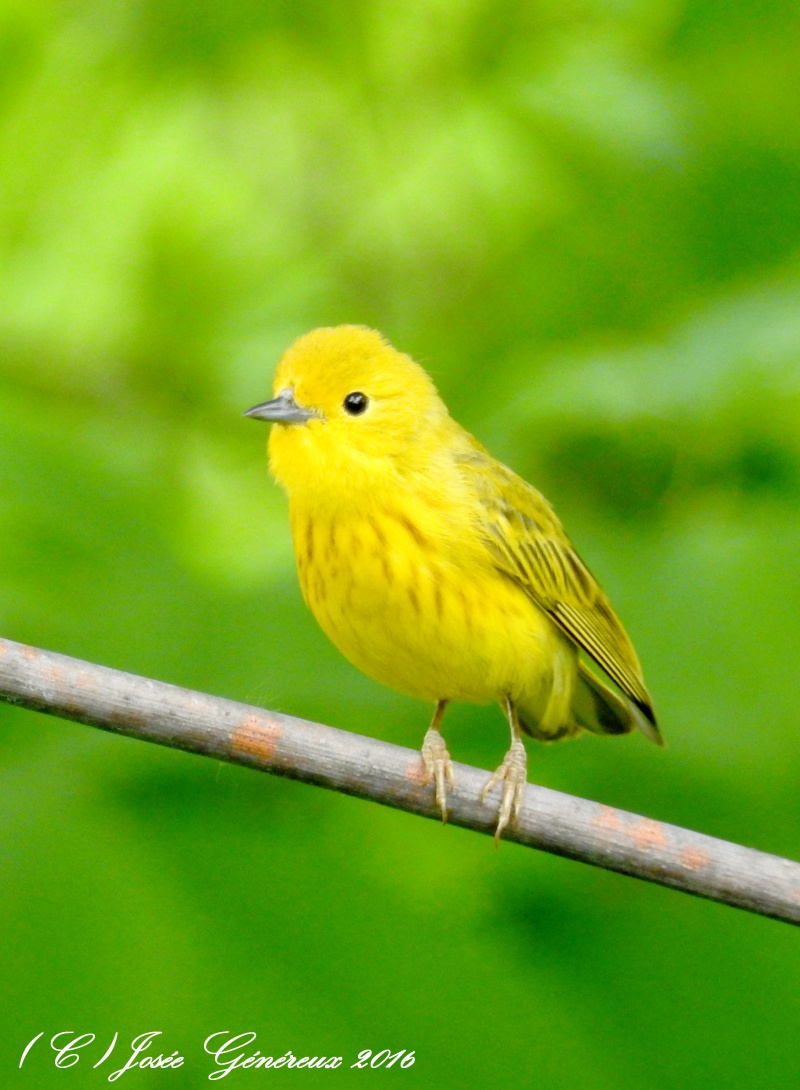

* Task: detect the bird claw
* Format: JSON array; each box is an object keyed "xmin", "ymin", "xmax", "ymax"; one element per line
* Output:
[
  {"xmin": 421, "ymin": 726, "xmax": 455, "ymax": 822},
  {"xmin": 481, "ymin": 738, "xmax": 527, "ymax": 843}
]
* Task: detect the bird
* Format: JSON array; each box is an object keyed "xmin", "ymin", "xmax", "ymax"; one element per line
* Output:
[{"xmin": 245, "ymin": 325, "xmax": 661, "ymax": 840}]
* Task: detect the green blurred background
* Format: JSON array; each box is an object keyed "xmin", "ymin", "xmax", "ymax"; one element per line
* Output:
[{"xmin": 2, "ymin": 0, "xmax": 799, "ymax": 1085}]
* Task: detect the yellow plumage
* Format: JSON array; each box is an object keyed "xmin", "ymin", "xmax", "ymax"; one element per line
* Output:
[{"xmin": 247, "ymin": 325, "xmax": 660, "ymax": 837}]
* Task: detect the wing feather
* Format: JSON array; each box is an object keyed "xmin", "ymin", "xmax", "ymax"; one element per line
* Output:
[{"xmin": 457, "ymin": 441, "xmax": 660, "ymax": 736}]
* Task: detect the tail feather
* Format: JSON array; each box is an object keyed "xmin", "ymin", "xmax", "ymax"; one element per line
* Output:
[
  {"xmin": 514, "ymin": 659, "xmax": 663, "ymax": 746},
  {"xmin": 574, "ymin": 662, "xmax": 664, "ymax": 746}
]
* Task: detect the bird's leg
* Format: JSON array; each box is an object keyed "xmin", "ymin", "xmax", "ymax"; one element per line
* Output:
[
  {"xmin": 421, "ymin": 700, "xmax": 454, "ymax": 822},
  {"xmin": 481, "ymin": 696, "xmax": 528, "ymax": 843}
]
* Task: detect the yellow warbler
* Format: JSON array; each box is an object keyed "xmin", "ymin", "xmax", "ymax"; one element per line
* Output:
[{"xmin": 246, "ymin": 325, "xmax": 661, "ymax": 839}]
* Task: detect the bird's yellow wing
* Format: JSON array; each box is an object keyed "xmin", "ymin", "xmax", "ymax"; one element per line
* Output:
[{"xmin": 457, "ymin": 442, "xmax": 660, "ymax": 740}]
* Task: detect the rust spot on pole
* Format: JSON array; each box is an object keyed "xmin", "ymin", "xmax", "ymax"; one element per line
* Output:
[
  {"xmin": 593, "ymin": 805, "xmax": 622, "ymax": 832},
  {"xmin": 679, "ymin": 846, "xmax": 711, "ymax": 870},
  {"xmin": 404, "ymin": 758, "xmax": 427, "ymax": 786},
  {"xmin": 631, "ymin": 818, "xmax": 669, "ymax": 851},
  {"xmin": 75, "ymin": 670, "xmax": 98, "ymax": 691},
  {"xmin": 232, "ymin": 714, "xmax": 283, "ymax": 762}
]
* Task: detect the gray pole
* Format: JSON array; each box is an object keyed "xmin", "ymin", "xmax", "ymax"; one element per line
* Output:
[{"xmin": 0, "ymin": 635, "xmax": 798, "ymax": 924}]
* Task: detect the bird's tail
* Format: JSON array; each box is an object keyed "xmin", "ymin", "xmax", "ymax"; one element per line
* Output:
[
  {"xmin": 572, "ymin": 662, "xmax": 663, "ymax": 746},
  {"xmin": 516, "ymin": 661, "xmax": 663, "ymax": 746}
]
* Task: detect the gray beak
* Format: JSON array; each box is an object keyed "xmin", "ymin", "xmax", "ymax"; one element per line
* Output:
[{"xmin": 243, "ymin": 390, "xmax": 316, "ymax": 425}]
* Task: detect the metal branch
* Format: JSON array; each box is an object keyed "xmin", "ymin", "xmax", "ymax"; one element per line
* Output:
[{"xmin": 0, "ymin": 634, "xmax": 797, "ymax": 925}]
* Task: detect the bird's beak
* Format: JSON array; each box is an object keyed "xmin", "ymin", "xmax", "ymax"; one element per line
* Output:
[{"xmin": 243, "ymin": 389, "xmax": 316, "ymax": 425}]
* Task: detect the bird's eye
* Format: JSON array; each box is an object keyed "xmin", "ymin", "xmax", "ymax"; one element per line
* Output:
[{"xmin": 343, "ymin": 392, "xmax": 369, "ymax": 416}]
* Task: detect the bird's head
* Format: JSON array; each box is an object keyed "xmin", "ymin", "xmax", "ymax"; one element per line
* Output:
[{"xmin": 246, "ymin": 325, "xmax": 449, "ymax": 504}]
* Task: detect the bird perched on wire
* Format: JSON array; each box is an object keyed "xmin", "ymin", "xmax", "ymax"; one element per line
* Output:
[{"xmin": 246, "ymin": 326, "xmax": 661, "ymax": 840}]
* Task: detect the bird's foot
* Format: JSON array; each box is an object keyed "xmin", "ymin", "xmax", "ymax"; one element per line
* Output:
[
  {"xmin": 481, "ymin": 738, "xmax": 527, "ymax": 843},
  {"xmin": 421, "ymin": 726, "xmax": 455, "ymax": 822}
]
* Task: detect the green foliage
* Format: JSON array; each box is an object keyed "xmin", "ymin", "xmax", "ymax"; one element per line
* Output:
[{"xmin": 1, "ymin": 1, "xmax": 798, "ymax": 1085}]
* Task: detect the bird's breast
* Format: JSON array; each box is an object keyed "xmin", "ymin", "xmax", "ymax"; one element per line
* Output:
[{"xmin": 288, "ymin": 501, "xmax": 556, "ymax": 705}]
